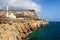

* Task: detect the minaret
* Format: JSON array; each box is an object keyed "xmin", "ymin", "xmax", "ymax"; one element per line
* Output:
[
  {"xmin": 6, "ymin": 6, "xmax": 16, "ymax": 19},
  {"xmin": 6, "ymin": 6, "xmax": 9, "ymax": 17}
]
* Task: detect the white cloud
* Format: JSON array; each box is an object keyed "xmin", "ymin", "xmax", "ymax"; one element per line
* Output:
[{"xmin": 0, "ymin": 0, "xmax": 41, "ymax": 12}]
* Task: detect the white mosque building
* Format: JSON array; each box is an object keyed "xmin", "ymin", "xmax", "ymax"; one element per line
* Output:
[{"xmin": 5, "ymin": 6, "xmax": 16, "ymax": 19}]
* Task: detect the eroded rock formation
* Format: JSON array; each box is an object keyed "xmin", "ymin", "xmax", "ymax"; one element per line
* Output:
[{"xmin": 0, "ymin": 10, "xmax": 48, "ymax": 40}]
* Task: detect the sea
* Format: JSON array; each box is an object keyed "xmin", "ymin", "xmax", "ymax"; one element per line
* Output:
[{"xmin": 26, "ymin": 21, "xmax": 60, "ymax": 40}]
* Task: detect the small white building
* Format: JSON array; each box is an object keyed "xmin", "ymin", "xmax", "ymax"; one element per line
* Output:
[{"xmin": 6, "ymin": 6, "xmax": 16, "ymax": 19}]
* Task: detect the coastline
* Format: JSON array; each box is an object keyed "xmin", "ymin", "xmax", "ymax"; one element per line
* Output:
[{"xmin": 0, "ymin": 10, "xmax": 48, "ymax": 40}]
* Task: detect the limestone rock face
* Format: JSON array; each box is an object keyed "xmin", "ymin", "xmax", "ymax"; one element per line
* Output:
[
  {"xmin": 0, "ymin": 10, "xmax": 38, "ymax": 19},
  {"xmin": 0, "ymin": 10, "xmax": 48, "ymax": 40},
  {"xmin": 0, "ymin": 24, "xmax": 21, "ymax": 40}
]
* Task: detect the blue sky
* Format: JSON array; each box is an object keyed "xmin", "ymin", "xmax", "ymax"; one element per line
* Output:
[{"xmin": 33, "ymin": 0, "xmax": 60, "ymax": 21}]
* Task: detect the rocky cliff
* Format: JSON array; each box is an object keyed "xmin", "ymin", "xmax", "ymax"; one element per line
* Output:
[
  {"xmin": 0, "ymin": 10, "xmax": 48, "ymax": 40},
  {"xmin": 0, "ymin": 10, "xmax": 38, "ymax": 19}
]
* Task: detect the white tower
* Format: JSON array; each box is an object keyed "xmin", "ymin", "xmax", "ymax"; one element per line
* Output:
[
  {"xmin": 6, "ymin": 6, "xmax": 9, "ymax": 17},
  {"xmin": 6, "ymin": 6, "xmax": 16, "ymax": 19}
]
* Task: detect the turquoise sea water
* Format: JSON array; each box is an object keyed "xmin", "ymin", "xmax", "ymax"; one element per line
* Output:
[{"xmin": 26, "ymin": 21, "xmax": 60, "ymax": 40}]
